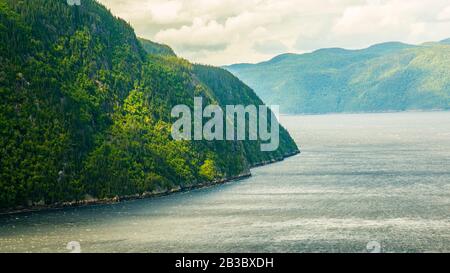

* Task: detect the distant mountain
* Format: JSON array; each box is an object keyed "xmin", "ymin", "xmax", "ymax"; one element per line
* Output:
[
  {"xmin": 440, "ymin": 38, "xmax": 450, "ymax": 45},
  {"xmin": 225, "ymin": 40, "xmax": 450, "ymax": 114},
  {"xmin": 0, "ymin": 0, "xmax": 298, "ymax": 210}
]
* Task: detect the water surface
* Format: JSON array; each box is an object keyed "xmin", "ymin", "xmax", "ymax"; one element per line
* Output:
[{"xmin": 1, "ymin": 112, "xmax": 449, "ymax": 253}]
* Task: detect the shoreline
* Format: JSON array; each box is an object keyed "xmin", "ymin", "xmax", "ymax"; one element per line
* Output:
[
  {"xmin": 280, "ymin": 109, "xmax": 450, "ymax": 116},
  {"xmin": 0, "ymin": 151, "xmax": 300, "ymax": 216}
]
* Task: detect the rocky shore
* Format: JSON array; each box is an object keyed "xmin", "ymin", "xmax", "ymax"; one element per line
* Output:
[{"xmin": 0, "ymin": 151, "xmax": 300, "ymax": 216}]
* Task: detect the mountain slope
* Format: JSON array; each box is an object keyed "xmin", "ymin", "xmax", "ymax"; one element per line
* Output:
[
  {"xmin": 225, "ymin": 41, "xmax": 450, "ymax": 114},
  {"xmin": 0, "ymin": 0, "xmax": 298, "ymax": 210},
  {"xmin": 192, "ymin": 64, "xmax": 299, "ymax": 165},
  {"xmin": 138, "ymin": 38, "xmax": 176, "ymax": 57}
]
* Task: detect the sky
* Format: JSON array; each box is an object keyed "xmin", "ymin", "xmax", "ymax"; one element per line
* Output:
[{"xmin": 98, "ymin": 0, "xmax": 450, "ymax": 66}]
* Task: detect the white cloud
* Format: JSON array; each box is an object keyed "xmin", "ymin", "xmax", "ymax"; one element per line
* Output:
[
  {"xmin": 438, "ymin": 6, "xmax": 450, "ymax": 21},
  {"xmin": 253, "ymin": 40, "xmax": 288, "ymax": 54},
  {"xmin": 155, "ymin": 18, "xmax": 230, "ymax": 51},
  {"xmin": 99, "ymin": 0, "xmax": 450, "ymax": 65},
  {"xmin": 149, "ymin": 1, "xmax": 182, "ymax": 24},
  {"xmin": 332, "ymin": 0, "xmax": 450, "ymax": 47}
]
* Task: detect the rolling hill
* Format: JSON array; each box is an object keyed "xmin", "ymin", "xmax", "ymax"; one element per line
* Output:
[{"xmin": 225, "ymin": 41, "xmax": 450, "ymax": 114}]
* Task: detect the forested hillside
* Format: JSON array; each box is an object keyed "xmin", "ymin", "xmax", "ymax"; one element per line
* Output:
[
  {"xmin": 226, "ymin": 41, "xmax": 450, "ymax": 114},
  {"xmin": 192, "ymin": 65, "xmax": 299, "ymax": 165},
  {"xmin": 0, "ymin": 0, "xmax": 298, "ymax": 210},
  {"xmin": 138, "ymin": 38, "xmax": 176, "ymax": 57}
]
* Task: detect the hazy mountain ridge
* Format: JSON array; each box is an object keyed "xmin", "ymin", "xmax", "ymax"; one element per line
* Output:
[{"xmin": 225, "ymin": 40, "xmax": 450, "ymax": 114}]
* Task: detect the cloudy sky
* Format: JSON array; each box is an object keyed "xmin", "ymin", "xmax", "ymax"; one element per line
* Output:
[{"xmin": 98, "ymin": 0, "xmax": 450, "ymax": 66}]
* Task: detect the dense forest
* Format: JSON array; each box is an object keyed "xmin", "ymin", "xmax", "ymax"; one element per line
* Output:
[
  {"xmin": 226, "ymin": 41, "xmax": 450, "ymax": 114},
  {"xmin": 0, "ymin": 0, "xmax": 299, "ymax": 210},
  {"xmin": 139, "ymin": 38, "xmax": 176, "ymax": 57}
]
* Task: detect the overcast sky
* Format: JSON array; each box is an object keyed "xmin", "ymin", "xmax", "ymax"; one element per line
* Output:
[{"xmin": 98, "ymin": 0, "xmax": 450, "ymax": 66}]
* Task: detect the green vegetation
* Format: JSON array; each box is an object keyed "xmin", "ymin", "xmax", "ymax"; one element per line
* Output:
[
  {"xmin": 193, "ymin": 64, "xmax": 299, "ymax": 165},
  {"xmin": 0, "ymin": 0, "xmax": 298, "ymax": 209},
  {"xmin": 226, "ymin": 41, "xmax": 450, "ymax": 114},
  {"xmin": 138, "ymin": 38, "xmax": 176, "ymax": 57}
]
